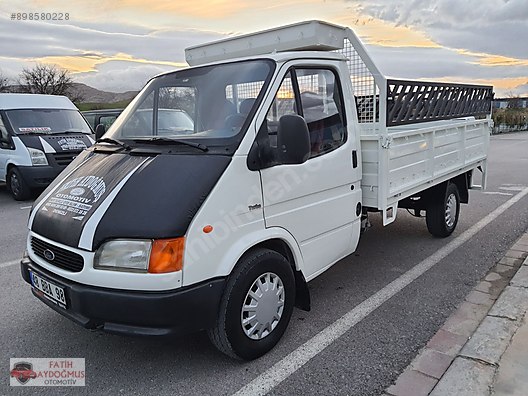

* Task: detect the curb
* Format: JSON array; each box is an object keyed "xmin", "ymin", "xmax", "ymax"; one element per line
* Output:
[{"xmin": 385, "ymin": 232, "xmax": 528, "ymax": 396}]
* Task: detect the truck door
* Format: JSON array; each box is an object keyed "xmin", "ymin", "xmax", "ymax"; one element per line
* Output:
[
  {"xmin": 258, "ymin": 66, "xmax": 362, "ymax": 280},
  {"xmin": 0, "ymin": 114, "xmax": 13, "ymax": 181}
]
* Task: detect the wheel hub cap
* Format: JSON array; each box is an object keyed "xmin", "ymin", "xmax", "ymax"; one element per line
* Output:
[
  {"xmin": 11, "ymin": 174, "xmax": 20, "ymax": 195},
  {"xmin": 241, "ymin": 272, "xmax": 285, "ymax": 340},
  {"xmin": 445, "ymin": 193, "xmax": 457, "ymax": 228}
]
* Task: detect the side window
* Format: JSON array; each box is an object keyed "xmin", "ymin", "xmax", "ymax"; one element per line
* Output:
[
  {"xmin": 99, "ymin": 116, "xmax": 117, "ymax": 129},
  {"xmin": 296, "ymin": 69, "xmax": 346, "ymax": 157},
  {"xmin": 83, "ymin": 114, "xmax": 96, "ymax": 129},
  {"xmin": 262, "ymin": 71, "xmax": 297, "ymax": 149},
  {"xmin": 0, "ymin": 115, "xmax": 12, "ymax": 149},
  {"xmin": 257, "ymin": 68, "xmax": 347, "ymax": 166}
]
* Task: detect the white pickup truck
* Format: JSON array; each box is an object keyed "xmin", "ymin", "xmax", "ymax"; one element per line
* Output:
[{"xmin": 21, "ymin": 21, "xmax": 492, "ymax": 360}]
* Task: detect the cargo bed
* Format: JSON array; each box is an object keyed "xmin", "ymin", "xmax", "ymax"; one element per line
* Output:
[{"xmin": 361, "ymin": 117, "xmax": 490, "ymax": 224}]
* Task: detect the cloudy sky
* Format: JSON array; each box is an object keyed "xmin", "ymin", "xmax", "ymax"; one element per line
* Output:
[{"xmin": 1, "ymin": 0, "xmax": 527, "ymax": 97}]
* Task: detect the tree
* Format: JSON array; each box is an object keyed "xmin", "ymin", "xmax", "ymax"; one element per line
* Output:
[
  {"xmin": 0, "ymin": 70, "xmax": 9, "ymax": 92},
  {"xmin": 506, "ymin": 91, "xmax": 522, "ymax": 109},
  {"xmin": 18, "ymin": 63, "xmax": 74, "ymax": 97}
]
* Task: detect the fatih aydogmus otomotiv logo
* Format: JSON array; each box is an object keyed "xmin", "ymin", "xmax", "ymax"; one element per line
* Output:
[{"xmin": 9, "ymin": 358, "xmax": 85, "ymax": 387}]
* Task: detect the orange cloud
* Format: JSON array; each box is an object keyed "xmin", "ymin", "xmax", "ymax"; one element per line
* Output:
[
  {"xmin": 429, "ymin": 76, "xmax": 528, "ymax": 92},
  {"xmin": 457, "ymin": 50, "xmax": 528, "ymax": 67},
  {"xmin": 33, "ymin": 53, "xmax": 186, "ymax": 73}
]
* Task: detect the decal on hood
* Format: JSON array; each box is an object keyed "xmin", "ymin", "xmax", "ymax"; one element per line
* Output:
[
  {"xmin": 31, "ymin": 153, "xmax": 149, "ymax": 248},
  {"xmin": 56, "ymin": 137, "xmax": 88, "ymax": 151},
  {"xmin": 42, "ymin": 175, "xmax": 106, "ymax": 221}
]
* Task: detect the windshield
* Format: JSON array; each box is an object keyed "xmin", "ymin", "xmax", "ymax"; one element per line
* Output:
[
  {"xmin": 6, "ymin": 109, "xmax": 92, "ymax": 134},
  {"xmin": 107, "ymin": 60, "xmax": 274, "ymax": 150}
]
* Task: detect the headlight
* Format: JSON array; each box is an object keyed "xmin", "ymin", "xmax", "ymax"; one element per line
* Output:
[
  {"xmin": 94, "ymin": 240, "xmax": 152, "ymax": 272},
  {"xmin": 28, "ymin": 148, "xmax": 48, "ymax": 166},
  {"xmin": 94, "ymin": 238, "xmax": 185, "ymax": 273}
]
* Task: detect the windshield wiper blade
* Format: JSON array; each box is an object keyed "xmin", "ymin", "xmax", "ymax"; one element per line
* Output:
[
  {"xmin": 133, "ymin": 137, "xmax": 208, "ymax": 152},
  {"xmin": 55, "ymin": 130, "xmax": 89, "ymax": 134},
  {"xmin": 97, "ymin": 137, "xmax": 131, "ymax": 150}
]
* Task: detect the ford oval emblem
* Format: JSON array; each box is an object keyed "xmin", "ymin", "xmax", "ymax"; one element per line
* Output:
[{"xmin": 43, "ymin": 249, "xmax": 55, "ymax": 261}]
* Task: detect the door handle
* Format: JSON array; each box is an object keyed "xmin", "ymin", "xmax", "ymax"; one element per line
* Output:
[{"xmin": 352, "ymin": 150, "xmax": 358, "ymax": 168}]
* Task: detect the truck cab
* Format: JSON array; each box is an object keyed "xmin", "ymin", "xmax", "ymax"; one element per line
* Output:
[
  {"xmin": 0, "ymin": 94, "xmax": 94, "ymax": 200},
  {"xmin": 20, "ymin": 21, "xmax": 492, "ymax": 360}
]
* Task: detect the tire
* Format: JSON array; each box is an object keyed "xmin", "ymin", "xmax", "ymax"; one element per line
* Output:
[
  {"xmin": 426, "ymin": 183, "xmax": 460, "ymax": 237},
  {"xmin": 7, "ymin": 167, "xmax": 31, "ymax": 201},
  {"xmin": 208, "ymin": 248, "xmax": 295, "ymax": 360}
]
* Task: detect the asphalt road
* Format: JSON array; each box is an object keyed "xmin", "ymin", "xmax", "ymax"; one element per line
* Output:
[{"xmin": 1, "ymin": 131, "xmax": 528, "ymax": 395}]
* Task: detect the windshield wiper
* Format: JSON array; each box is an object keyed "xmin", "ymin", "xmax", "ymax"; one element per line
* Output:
[
  {"xmin": 97, "ymin": 137, "xmax": 131, "ymax": 150},
  {"xmin": 54, "ymin": 130, "xmax": 90, "ymax": 134},
  {"xmin": 133, "ymin": 137, "xmax": 208, "ymax": 152}
]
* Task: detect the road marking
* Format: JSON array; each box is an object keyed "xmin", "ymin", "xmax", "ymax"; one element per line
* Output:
[
  {"xmin": 233, "ymin": 186, "xmax": 528, "ymax": 396},
  {"xmin": 500, "ymin": 186, "xmax": 526, "ymax": 192},
  {"xmin": 0, "ymin": 259, "xmax": 20, "ymax": 269},
  {"xmin": 482, "ymin": 192, "xmax": 513, "ymax": 196},
  {"xmin": 20, "ymin": 206, "xmax": 32, "ymax": 210}
]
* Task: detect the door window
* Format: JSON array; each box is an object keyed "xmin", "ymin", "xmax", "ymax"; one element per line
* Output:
[
  {"xmin": 296, "ymin": 69, "xmax": 346, "ymax": 157},
  {"xmin": 258, "ymin": 67, "xmax": 347, "ymax": 165},
  {"xmin": 0, "ymin": 115, "xmax": 12, "ymax": 149}
]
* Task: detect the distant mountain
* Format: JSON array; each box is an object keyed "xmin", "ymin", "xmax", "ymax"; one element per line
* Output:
[
  {"xmin": 4, "ymin": 83, "xmax": 138, "ymax": 104},
  {"xmin": 69, "ymin": 83, "xmax": 138, "ymax": 104}
]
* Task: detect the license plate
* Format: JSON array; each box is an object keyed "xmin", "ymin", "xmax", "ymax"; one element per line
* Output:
[{"xmin": 30, "ymin": 271, "xmax": 67, "ymax": 308}]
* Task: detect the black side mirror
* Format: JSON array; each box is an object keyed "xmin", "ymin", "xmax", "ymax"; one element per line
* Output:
[
  {"xmin": 95, "ymin": 124, "xmax": 106, "ymax": 140},
  {"xmin": 277, "ymin": 114, "xmax": 310, "ymax": 164}
]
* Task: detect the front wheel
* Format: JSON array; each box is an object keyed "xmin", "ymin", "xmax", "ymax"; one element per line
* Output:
[
  {"xmin": 426, "ymin": 183, "xmax": 460, "ymax": 237},
  {"xmin": 208, "ymin": 248, "xmax": 295, "ymax": 360},
  {"xmin": 7, "ymin": 167, "xmax": 31, "ymax": 201}
]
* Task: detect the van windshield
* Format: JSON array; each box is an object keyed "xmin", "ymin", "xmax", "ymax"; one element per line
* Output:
[
  {"xmin": 5, "ymin": 109, "xmax": 92, "ymax": 135},
  {"xmin": 106, "ymin": 59, "xmax": 275, "ymax": 152}
]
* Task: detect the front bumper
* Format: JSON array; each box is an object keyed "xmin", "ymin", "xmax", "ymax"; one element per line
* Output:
[
  {"xmin": 17, "ymin": 165, "xmax": 64, "ymax": 188},
  {"xmin": 21, "ymin": 258, "xmax": 226, "ymax": 336}
]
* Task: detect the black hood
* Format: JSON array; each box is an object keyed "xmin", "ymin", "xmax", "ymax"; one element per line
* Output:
[
  {"xmin": 30, "ymin": 151, "xmax": 231, "ymax": 250},
  {"xmin": 17, "ymin": 134, "xmax": 93, "ymax": 152}
]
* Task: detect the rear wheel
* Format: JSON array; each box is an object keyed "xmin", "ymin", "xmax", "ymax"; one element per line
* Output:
[
  {"xmin": 426, "ymin": 183, "xmax": 460, "ymax": 237},
  {"xmin": 208, "ymin": 248, "xmax": 295, "ymax": 360},
  {"xmin": 7, "ymin": 167, "xmax": 31, "ymax": 201}
]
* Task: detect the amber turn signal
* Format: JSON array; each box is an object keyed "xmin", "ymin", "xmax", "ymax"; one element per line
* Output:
[{"xmin": 148, "ymin": 238, "xmax": 185, "ymax": 273}]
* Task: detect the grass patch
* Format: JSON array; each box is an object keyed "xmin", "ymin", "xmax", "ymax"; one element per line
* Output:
[{"xmin": 76, "ymin": 99, "xmax": 132, "ymax": 111}]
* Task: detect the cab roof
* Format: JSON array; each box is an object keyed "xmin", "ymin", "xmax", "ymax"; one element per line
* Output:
[
  {"xmin": 0, "ymin": 93, "xmax": 77, "ymax": 110},
  {"xmin": 152, "ymin": 51, "xmax": 347, "ymax": 80}
]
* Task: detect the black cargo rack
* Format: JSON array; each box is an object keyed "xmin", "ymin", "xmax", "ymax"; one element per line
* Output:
[{"xmin": 385, "ymin": 79, "xmax": 493, "ymax": 127}]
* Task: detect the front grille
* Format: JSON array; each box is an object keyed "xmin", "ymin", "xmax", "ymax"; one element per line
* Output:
[
  {"xmin": 31, "ymin": 237, "xmax": 84, "ymax": 272},
  {"xmin": 52, "ymin": 152, "xmax": 80, "ymax": 166}
]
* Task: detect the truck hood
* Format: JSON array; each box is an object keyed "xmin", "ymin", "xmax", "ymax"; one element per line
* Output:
[
  {"xmin": 29, "ymin": 150, "xmax": 231, "ymax": 250},
  {"xmin": 17, "ymin": 134, "xmax": 94, "ymax": 153}
]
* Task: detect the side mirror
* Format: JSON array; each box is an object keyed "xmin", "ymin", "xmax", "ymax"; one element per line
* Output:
[
  {"xmin": 95, "ymin": 124, "xmax": 106, "ymax": 140},
  {"xmin": 277, "ymin": 114, "xmax": 310, "ymax": 164}
]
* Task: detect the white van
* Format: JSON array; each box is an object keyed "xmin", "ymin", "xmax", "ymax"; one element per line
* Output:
[{"xmin": 0, "ymin": 94, "xmax": 94, "ymax": 200}]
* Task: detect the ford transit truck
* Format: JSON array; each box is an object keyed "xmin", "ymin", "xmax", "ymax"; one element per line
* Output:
[{"xmin": 20, "ymin": 21, "xmax": 492, "ymax": 360}]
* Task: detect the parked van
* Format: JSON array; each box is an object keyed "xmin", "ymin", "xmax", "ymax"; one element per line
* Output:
[
  {"xmin": 82, "ymin": 108, "xmax": 123, "ymax": 131},
  {"xmin": 20, "ymin": 21, "xmax": 492, "ymax": 360},
  {"xmin": 0, "ymin": 94, "xmax": 94, "ymax": 200}
]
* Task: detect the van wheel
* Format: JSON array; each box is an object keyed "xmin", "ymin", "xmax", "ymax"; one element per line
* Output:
[
  {"xmin": 208, "ymin": 248, "xmax": 295, "ymax": 360},
  {"xmin": 426, "ymin": 183, "xmax": 460, "ymax": 237},
  {"xmin": 7, "ymin": 167, "xmax": 31, "ymax": 201}
]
